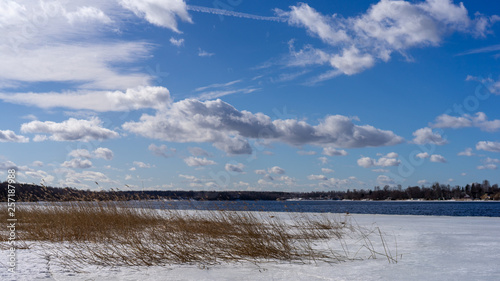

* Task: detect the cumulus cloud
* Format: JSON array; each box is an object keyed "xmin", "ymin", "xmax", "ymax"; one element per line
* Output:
[
  {"xmin": 0, "ymin": 86, "xmax": 171, "ymax": 112},
  {"xmin": 68, "ymin": 147, "xmax": 113, "ymax": 160},
  {"xmin": 476, "ymin": 141, "xmax": 500, "ymax": 152},
  {"xmin": 458, "ymin": 148, "xmax": 475, "ymax": 156},
  {"xmin": 377, "ymin": 175, "xmax": 396, "ymax": 186},
  {"xmin": 477, "ymin": 164, "xmax": 497, "ymax": 170},
  {"xmin": 318, "ymin": 157, "xmax": 328, "ymax": 165},
  {"xmin": 430, "ymin": 154, "xmax": 447, "ymax": 163},
  {"xmin": 188, "ymin": 147, "xmax": 212, "ymax": 157},
  {"xmin": 21, "ymin": 117, "xmax": 119, "ymax": 142},
  {"xmin": 32, "ymin": 161, "xmax": 44, "ymax": 167},
  {"xmin": 148, "ymin": 144, "xmax": 176, "ymax": 158},
  {"xmin": 412, "ymin": 127, "xmax": 448, "ymax": 145},
  {"xmin": 225, "ymin": 163, "xmax": 245, "ymax": 173},
  {"xmin": 321, "ymin": 168, "xmax": 334, "ymax": 174},
  {"xmin": 94, "ymin": 147, "xmax": 114, "ymax": 160},
  {"xmin": 133, "ymin": 161, "xmax": 152, "ymax": 168},
  {"xmin": 432, "ymin": 112, "xmax": 500, "ymax": 132},
  {"xmin": 308, "ymin": 174, "xmax": 328, "ymax": 181},
  {"xmin": 123, "ymin": 98, "xmax": 403, "ymax": 154},
  {"xmin": 276, "ymin": 0, "xmax": 495, "ymax": 80},
  {"xmin": 62, "ymin": 158, "xmax": 93, "ymax": 169},
  {"xmin": 69, "ymin": 149, "xmax": 93, "ymax": 159},
  {"xmin": 416, "ymin": 152, "xmax": 430, "ymax": 159},
  {"xmin": 183, "ymin": 157, "xmax": 216, "ymax": 167},
  {"xmin": 170, "ymin": 37, "xmax": 184, "ymax": 47},
  {"xmin": 357, "ymin": 152, "xmax": 400, "ymax": 168},
  {"xmin": 322, "ymin": 147, "xmax": 348, "ymax": 156},
  {"xmin": 254, "ymin": 169, "xmax": 267, "ymax": 175},
  {"xmin": 484, "ymin": 157, "xmax": 500, "ymax": 163},
  {"xmin": 0, "ymin": 130, "xmax": 29, "ymax": 143},
  {"xmin": 268, "ymin": 166, "xmax": 285, "ymax": 174}
]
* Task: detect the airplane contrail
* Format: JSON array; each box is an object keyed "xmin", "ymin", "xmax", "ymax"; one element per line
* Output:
[{"xmin": 187, "ymin": 5, "xmax": 287, "ymax": 22}]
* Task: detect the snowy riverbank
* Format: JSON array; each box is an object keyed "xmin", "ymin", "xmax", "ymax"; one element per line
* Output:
[{"xmin": 2, "ymin": 213, "xmax": 499, "ymax": 281}]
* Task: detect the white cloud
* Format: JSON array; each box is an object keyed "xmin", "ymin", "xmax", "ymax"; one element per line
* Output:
[
  {"xmin": 94, "ymin": 147, "xmax": 114, "ymax": 160},
  {"xmin": 318, "ymin": 157, "xmax": 328, "ymax": 164},
  {"xmin": 120, "ymin": 0, "xmax": 192, "ymax": 33},
  {"xmin": 62, "ymin": 158, "xmax": 93, "ymax": 169},
  {"xmin": 179, "ymin": 174, "xmax": 202, "ymax": 183},
  {"xmin": 188, "ymin": 147, "xmax": 212, "ymax": 157},
  {"xmin": 377, "ymin": 175, "xmax": 395, "ymax": 186},
  {"xmin": 195, "ymin": 80, "xmax": 243, "ymax": 92},
  {"xmin": 322, "ymin": 147, "xmax": 348, "ymax": 156},
  {"xmin": 25, "ymin": 169, "xmax": 55, "ymax": 184},
  {"xmin": 277, "ymin": 0, "xmax": 494, "ymax": 80},
  {"xmin": 357, "ymin": 157, "xmax": 375, "ymax": 168},
  {"xmin": 284, "ymin": 3, "xmax": 349, "ymax": 46},
  {"xmin": 122, "ymin": 98, "xmax": 403, "ymax": 154},
  {"xmin": 458, "ymin": 148, "xmax": 475, "ymax": 156},
  {"xmin": 268, "ymin": 166, "xmax": 285, "ymax": 174},
  {"xmin": 133, "ymin": 161, "xmax": 151, "ymax": 168},
  {"xmin": 412, "ymin": 127, "xmax": 448, "ymax": 145},
  {"xmin": 328, "ymin": 46, "xmax": 375, "ymax": 75},
  {"xmin": 170, "ymin": 37, "xmax": 184, "ymax": 47},
  {"xmin": 254, "ymin": 169, "xmax": 267, "ymax": 175},
  {"xmin": 225, "ymin": 163, "xmax": 245, "ymax": 173},
  {"xmin": 196, "ymin": 88, "xmax": 259, "ymax": 101},
  {"xmin": 0, "ymin": 130, "xmax": 29, "ymax": 143},
  {"xmin": 297, "ymin": 150, "xmax": 317, "ymax": 155},
  {"xmin": 65, "ymin": 6, "xmax": 112, "ymax": 24},
  {"xmin": 68, "ymin": 147, "xmax": 113, "ymax": 160},
  {"xmin": 416, "ymin": 152, "xmax": 430, "ymax": 159},
  {"xmin": 21, "ymin": 117, "xmax": 119, "ymax": 142},
  {"xmin": 357, "ymin": 153, "xmax": 400, "ymax": 168},
  {"xmin": 183, "ymin": 157, "xmax": 216, "ymax": 167},
  {"xmin": 32, "ymin": 161, "xmax": 44, "ymax": 167},
  {"xmin": 0, "ymin": 86, "xmax": 171, "ymax": 112},
  {"xmin": 430, "ymin": 154, "xmax": 447, "ymax": 163},
  {"xmin": 484, "ymin": 157, "xmax": 500, "ymax": 163},
  {"xmin": 476, "ymin": 141, "xmax": 500, "ymax": 152},
  {"xmin": 466, "ymin": 75, "xmax": 500, "ymax": 95},
  {"xmin": 233, "ymin": 181, "xmax": 250, "ymax": 189},
  {"xmin": 148, "ymin": 144, "xmax": 176, "ymax": 158},
  {"xmin": 0, "ymin": 42, "xmax": 153, "ymax": 91},
  {"xmin": 198, "ymin": 48, "xmax": 214, "ymax": 57},
  {"xmin": 432, "ymin": 112, "xmax": 500, "ymax": 132},
  {"xmin": 69, "ymin": 149, "xmax": 93, "ymax": 159},
  {"xmin": 418, "ymin": 179, "xmax": 429, "ymax": 185},
  {"xmin": 321, "ymin": 168, "xmax": 334, "ymax": 174},
  {"xmin": 477, "ymin": 164, "xmax": 497, "ymax": 170},
  {"xmin": 308, "ymin": 174, "xmax": 328, "ymax": 181}
]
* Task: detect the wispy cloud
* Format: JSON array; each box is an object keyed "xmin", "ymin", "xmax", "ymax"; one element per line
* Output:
[
  {"xmin": 198, "ymin": 48, "xmax": 215, "ymax": 57},
  {"xmin": 187, "ymin": 5, "xmax": 285, "ymax": 22},
  {"xmin": 456, "ymin": 44, "xmax": 500, "ymax": 56}
]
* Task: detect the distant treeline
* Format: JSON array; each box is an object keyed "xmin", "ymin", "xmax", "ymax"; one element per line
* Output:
[{"xmin": 1, "ymin": 180, "xmax": 499, "ymax": 202}]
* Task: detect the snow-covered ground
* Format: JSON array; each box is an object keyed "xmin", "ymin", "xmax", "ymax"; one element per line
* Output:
[{"xmin": 2, "ymin": 213, "xmax": 499, "ymax": 281}]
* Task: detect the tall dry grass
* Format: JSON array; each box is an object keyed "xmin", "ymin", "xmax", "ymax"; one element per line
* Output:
[{"xmin": 0, "ymin": 201, "xmax": 398, "ymax": 269}]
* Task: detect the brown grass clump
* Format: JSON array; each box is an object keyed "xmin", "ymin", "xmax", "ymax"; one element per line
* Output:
[{"xmin": 0, "ymin": 202, "xmax": 398, "ymax": 269}]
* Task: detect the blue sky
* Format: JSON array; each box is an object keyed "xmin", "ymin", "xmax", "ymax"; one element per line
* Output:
[{"xmin": 1, "ymin": 0, "xmax": 500, "ymax": 191}]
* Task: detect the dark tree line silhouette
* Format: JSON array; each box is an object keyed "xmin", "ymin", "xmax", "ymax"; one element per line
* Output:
[{"xmin": 1, "ymin": 180, "xmax": 499, "ymax": 202}]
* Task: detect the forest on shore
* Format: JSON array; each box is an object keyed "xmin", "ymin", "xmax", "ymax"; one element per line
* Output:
[{"xmin": 1, "ymin": 180, "xmax": 499, "ymax": 201}]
